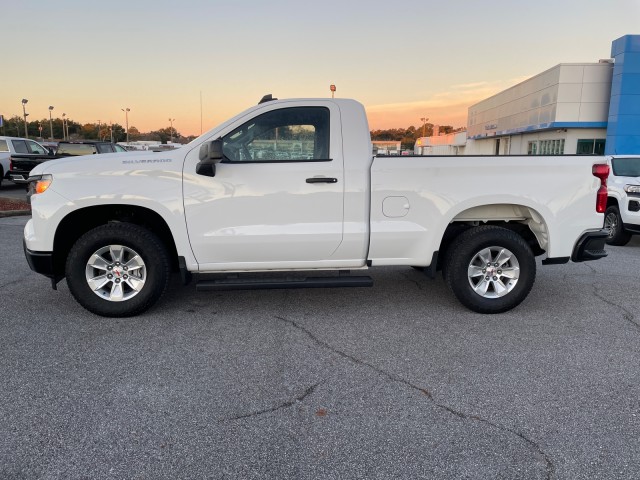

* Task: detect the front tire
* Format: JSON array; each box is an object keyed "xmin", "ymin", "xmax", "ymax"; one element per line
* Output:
[
  {"xmin": 604, "ymin": 206, "xmax": 632, "ymax": 246},
  {"xmin": 65, "ymin": 223, "xmax": 171, "ymax": 317},
  {"xmin": 444, "ymin": 226, "xmax": 536, "ymax": 314}
]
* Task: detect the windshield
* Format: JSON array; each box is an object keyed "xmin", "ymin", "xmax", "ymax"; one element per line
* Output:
[{"xmin": 612, "ymin": 157, "xmax": 640, "ymax": 177}]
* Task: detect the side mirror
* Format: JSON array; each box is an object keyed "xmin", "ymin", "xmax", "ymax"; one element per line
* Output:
[{"xmin": 196, "ymin": 139, "xmax": 223, "ymax": 177}]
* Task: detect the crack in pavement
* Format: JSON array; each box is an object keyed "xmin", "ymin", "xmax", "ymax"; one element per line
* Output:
[
  {"xmin": 0, "ymin": 276, "xmax": 32, "ymax": 290},
  {"xmin": 562, "ymin": 272, "xmax": 640, "ymax": 331},
  {"xmin": 400, "ymin": 272, "xmax": 426, "ymax": 291},
  {"xmin": 227, "ymin": 382, "xmax": 320, "ymax": 421},
  {"xmin": 591, "ymin": 283, "xmax": 640, "ymax": 331},
  {"xmin": 274, "ymin": 315, "xmax": 555, "ymax": 480}
]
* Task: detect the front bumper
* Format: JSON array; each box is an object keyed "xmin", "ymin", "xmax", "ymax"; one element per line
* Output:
[
  {"xmin": 23, "ymin": 239, "xmax": 55, "ymax": 278},
  {"xmin": 571, "ymin": 229, "xmax": 608, "ymax": 262}
]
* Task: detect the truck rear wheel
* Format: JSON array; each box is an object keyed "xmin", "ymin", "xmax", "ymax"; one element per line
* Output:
[
  {"xmin": 444, "ymin": 226, "xmax": 536, "ymax": 314},
  {"xmin": 65, "ymin": 223, "xmax": 171, "ymax": 317},
  {"xmin": 604, "ymin": 206, "xmax": 632, "ymax": 246}
]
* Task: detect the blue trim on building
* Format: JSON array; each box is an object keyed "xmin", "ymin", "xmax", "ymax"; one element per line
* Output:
[
  {"xmin": 606, "ymin": 35, "xmax": 640, "ymax": 155},
  {"xmin": 468, "ymin": 121, "xmax": 608, "ymax": 140}
]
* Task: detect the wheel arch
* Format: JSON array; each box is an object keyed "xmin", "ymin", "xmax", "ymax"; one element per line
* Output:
[
  {"xmin": 607, "ymin": 196, "xmax": 620, "ymax": 209},
  {"xmin": 52, "ymin": 204, "xmax": 179, "ymax": 279},
  {"xmin": 436, "ymin": 203, "xmax": 548, "ymax": 271}
]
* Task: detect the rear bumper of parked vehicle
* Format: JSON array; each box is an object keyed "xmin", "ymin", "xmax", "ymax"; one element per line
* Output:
[
  {"xmin": 571, "ymin": 229, "xmax": 608, "ymax": 262},
  {"xmin": 8, "ymin": 170, "xmax": 30, "ymax": 184}
]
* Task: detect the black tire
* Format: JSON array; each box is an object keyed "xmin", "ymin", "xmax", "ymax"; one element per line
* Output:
[
  {"xmin": 65, "ymin": 223, "xmax": 171, "ymax": 317},
  {"xmin": 604, "ymin": 206, "xmax": 632, "ymax": 246},
  {"xmin": 444, "ymin": 226, "xmax": 536, "ymax": 314}
]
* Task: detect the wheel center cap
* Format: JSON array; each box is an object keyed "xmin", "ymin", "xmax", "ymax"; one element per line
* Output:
[{"xmin": 113, "ymin": 267, "xmax": 123, "ymax": 277}]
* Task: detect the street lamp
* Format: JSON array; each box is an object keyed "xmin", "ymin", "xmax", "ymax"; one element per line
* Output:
[
  {"xmin": 169, "ymin": 118, "xmax": 175, "ymax": 143},
  {"xmin": 62, "ymin": 113, "xmax": 67, "ymax": 140},
  {"xmin": 21, "ymin": 99, "xmax": 29, "ymax": 138},
  {"xmin": 420, "ymin": 117, "xmax": 429, "ymax": 138},
  {"xmin": 121, "ymin": 108, "xmax": 130, "ymax": 144},
  {"xmin": 48, "ymin": 106, "xmax": 54, "ymax": 140}
]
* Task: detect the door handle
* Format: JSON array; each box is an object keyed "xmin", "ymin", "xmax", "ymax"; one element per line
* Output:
[{"xmin": 306, "ymin": 177, "xmax": 338, "ymax": 184}]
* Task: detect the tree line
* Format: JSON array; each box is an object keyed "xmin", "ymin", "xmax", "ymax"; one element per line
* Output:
[
  {"xmin": 370, "ymin": 124, "xmax": 463, "ymax": 150},
  {"xmin": 0, "ymin": 115, "xmax": 195, "ymax": 144}
]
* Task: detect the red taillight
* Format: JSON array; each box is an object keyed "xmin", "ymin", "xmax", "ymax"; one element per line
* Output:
[{"xmin": 592, "ymin": 164, "xmax": 610, "ymax": 213}]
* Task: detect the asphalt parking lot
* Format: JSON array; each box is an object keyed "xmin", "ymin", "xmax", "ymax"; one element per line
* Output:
[{"xmin": 1, "ymin": 213, "xmax": 639, "ymax": 480}]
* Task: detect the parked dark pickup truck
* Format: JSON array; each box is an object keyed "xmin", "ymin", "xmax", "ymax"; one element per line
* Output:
[{"xmin": 8, "ymin": 141, "xmax": 128, "ymax": 184}]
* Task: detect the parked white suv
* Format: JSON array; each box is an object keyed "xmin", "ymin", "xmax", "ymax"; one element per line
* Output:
[
  {"xmin": 0, "ymin": 136, "xmax": 51, "ymax": 187},
  {"xmin": 605, "ymin": 156, "xmax": 640, "ymax": 245}
]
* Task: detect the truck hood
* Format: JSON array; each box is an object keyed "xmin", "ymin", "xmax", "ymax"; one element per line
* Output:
[{"xmin": 29, "ymin": 149, "xmax": 184, "ymax": 176}]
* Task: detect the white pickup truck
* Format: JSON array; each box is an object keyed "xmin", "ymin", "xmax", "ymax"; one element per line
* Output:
[
  {"xmin": 23, "ymin": 96, "xmax": 610, "ymax": 317},
  {"xmin": 604, "ymin": 156, "xmax": 640, "ymax": 245},
  {"xmin": 0, "ymin": 136, "xmax": 52, "ymax": 187}
]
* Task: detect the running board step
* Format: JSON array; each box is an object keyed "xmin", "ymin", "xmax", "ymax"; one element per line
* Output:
[{"xmin": 196, "ymin": 275, "xmax": 373, "ymax": 291}]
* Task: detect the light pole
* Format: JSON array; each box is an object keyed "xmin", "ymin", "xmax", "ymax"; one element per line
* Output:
[
  {"xmin": 97, "ymin": 120, "xmax": 101, "ymax": 140},
  {"xmin": 21, "ymin": 99, "xmax": 29, "ymax": 138},
  {"xmin": 62, "ymin": 113, "xmax": 66, "ymax": 140},
  {"xmin": 48, "ymin": 106, "xmax": 54, "ymax": 140},
  {"xmin": 110, "ymin": 122, "xmax": 114, "ymax": 143},
  {"xmin": 169, "ymin": 118, "xmax": 175, "ymax": 143},
  {"xmin": 121, "ymin": 108, "xmax": 130, "ymax": 144},
  {"xmin": 420, "ymin": 117, "xmax": 429, "ymax": 138}
]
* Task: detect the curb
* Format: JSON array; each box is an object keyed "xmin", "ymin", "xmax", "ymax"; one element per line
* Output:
[{"xmin": 0, "ymin": 210, "xmax": 31, "ymax": 218}]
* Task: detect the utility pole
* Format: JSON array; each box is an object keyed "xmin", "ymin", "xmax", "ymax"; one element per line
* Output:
[
  {"xmin": 21, "ymin": 99, "xmax": 29, "ymax": 138},
  {"xmin": 420, "ymin": 117, "xmax": 429, "ymax": 137},
  {"xmin": 121, "ymin": 108, "xmax": 130, "ymax": 144},
  {"xmin": 48, "ymin": 106, "xmax": 54, "ymax": 140}
]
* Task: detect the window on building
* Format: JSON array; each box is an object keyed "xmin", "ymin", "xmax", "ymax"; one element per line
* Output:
[
  {"xmin": 538, "ymin": 139, "xmax": 565, "ymax": 155},
  {"xmin": 527, "ymin": 141, "xmax": 538, "ymax": 155},
  {"xmin": 577, "ymin": 139, "xmax": 606, "ymax": 155},
  {"xmin": 222, "ymin": 107, "xmax": 330, "ymax": 162}
]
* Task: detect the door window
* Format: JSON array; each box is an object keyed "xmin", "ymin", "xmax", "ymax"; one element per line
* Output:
[
  {"xmin": 222, "ymin": 107, "xmax": 330, "ymax": 162},
  {"xmin": 97, "ymin": 144, "xmax": 115, "ymax": 153},
  {"xmin": 11, "ymin": 140, "xmax": 29, "ymax": 154},
  {"xmin": 27, "ymin": 141, "xmax": 48, "ymax": 154}
]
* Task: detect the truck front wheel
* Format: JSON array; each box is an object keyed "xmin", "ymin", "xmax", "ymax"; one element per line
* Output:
[
  {"xmin": 604, "ymin": 206, "xmax": 632, "ymax": 246},
  {"xmin": 65, "ymin": 223, "xmax": 171, "ymax": 317},
  {"xmin": 444, "ymin": 226, "xmax": 536, "ymax": 314}
]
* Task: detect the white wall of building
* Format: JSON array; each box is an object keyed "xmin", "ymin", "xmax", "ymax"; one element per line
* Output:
[
  {"xmin": 414, "ymin": 62, "xmax": 612, "ymax": 156},
  {"xmin": 468, "ymin": 63, "xmax": 612, "ymax": 139}
]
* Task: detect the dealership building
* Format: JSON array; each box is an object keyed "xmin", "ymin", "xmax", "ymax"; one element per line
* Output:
[{"xmin": 415, "ymin": 35, "xmax": 640, "ymax": 156}]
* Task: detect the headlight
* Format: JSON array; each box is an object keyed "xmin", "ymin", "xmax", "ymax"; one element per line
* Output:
[
  {"xmin": 624, "ymin": 184, "xmax": 640, "ymax": 195},
  {"xmin": 27, "ymin": 174, "xmax": 53, "ymax": 197}
]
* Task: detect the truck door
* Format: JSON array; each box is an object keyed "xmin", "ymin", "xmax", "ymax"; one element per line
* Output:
[{"xmin": 183, "ymin": 104, "xmax": 345, "ymax": 270}]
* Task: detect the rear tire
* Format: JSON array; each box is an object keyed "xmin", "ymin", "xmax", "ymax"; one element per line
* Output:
[
  {"xmin": 604, "ymin": 206, "xmax": 632, "ymax": 246},
  {"xmin": 65, "ymin": 223, "xmax": 171, "ymax": 317},
  {"xmin": 444, "ymin": 226, "xmax": 536, "ymax": 314}
]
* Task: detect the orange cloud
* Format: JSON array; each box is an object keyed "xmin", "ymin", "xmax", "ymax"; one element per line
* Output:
[{"xmin": 364, "ymin": 76, "xmax": 531, "ymax": 130}]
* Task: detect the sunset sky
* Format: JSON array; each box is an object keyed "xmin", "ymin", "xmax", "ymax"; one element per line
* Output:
[{"xmin": 2, "ymin": 0, "xmax": 638, "ymax": 136}]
